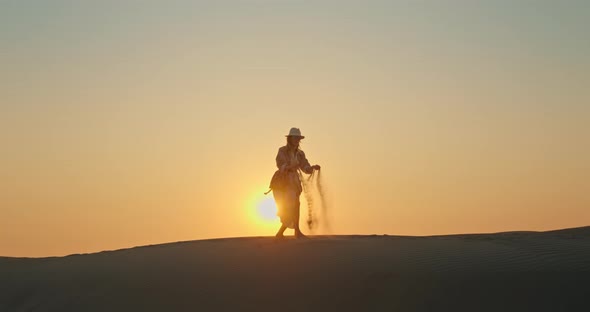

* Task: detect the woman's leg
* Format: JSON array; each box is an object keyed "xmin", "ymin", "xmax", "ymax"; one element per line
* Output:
[
  {"xmin": 276, "ymin": 224, "xmax": 287, "ymax": 238},
  {"xmin": 273, "ymin": 190, "xmax": 290, "ymax": 237},
  {"xmin": 294, "ymin": 193, "xmax": 307, "ymax": 238}
]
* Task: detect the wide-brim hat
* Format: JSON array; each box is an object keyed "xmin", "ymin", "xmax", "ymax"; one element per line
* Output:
[{"xmin": 285, "ymin": 127, "xmax": 305, "ymax": 139}]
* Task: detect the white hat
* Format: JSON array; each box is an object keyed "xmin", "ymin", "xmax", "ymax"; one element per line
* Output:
[{"xmin": 286, "ymin": 127, "xmax": 305, "ymax": 138}]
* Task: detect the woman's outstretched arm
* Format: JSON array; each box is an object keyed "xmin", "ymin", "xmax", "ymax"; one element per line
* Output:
[{"xmin": 297, "ymin": 150, "xmax": 315, "ymax": 174}]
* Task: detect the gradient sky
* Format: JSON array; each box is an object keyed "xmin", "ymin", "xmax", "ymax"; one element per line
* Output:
[{"xmin": 1, "ymin": 0, "xmax": 589, "ymax": 257}]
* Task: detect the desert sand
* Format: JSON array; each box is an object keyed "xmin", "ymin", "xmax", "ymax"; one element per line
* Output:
[{"xmin": 2, "ymin": 227, "xmax": 590, "ymax": 311}]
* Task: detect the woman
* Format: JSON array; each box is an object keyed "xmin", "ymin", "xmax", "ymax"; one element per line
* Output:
[{"xmin": 272, "ymin": 127, "xmax": 321, "ymax": 238}]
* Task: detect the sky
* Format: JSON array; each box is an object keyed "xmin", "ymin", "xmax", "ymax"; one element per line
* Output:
[{"xmin": 1, "ymin": 0, "xmax": 589, "ymax": 257}]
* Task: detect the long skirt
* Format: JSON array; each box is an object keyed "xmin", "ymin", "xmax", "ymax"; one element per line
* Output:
[{"xmin": 273, "ymin": 188, "xmax": 301, "ymax": 229}]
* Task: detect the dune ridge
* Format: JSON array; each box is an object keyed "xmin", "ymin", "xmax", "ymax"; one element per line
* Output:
[{"xmin": 1, "ymin": 227, "xmax": 590, "ymax": 311}]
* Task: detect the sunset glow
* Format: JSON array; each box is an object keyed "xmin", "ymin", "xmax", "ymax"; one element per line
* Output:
[
  {"xmin": 257, "ymin": 197, "xmax": 279, "ymax": 222},
  {"xmin": 1, "ymin": 1, "xmax": 589, "ymax": 257}
]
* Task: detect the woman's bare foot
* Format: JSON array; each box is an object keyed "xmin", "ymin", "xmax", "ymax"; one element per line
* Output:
[{"xmin": 295, "ymin": 231, "xmax": 308, "ymax": 239}]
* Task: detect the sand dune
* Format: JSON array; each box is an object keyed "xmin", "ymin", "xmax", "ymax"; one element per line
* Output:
[{"xmin": 2, "ymin": 227, "xmax": 590, "ymax": 311}]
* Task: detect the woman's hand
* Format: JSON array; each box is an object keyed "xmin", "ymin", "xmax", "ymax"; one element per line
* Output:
[{"xmin": 312, "ymin": 164, "xmax": 321, "ymax": 171}]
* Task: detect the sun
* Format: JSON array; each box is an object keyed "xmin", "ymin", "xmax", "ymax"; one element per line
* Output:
[
  {"xmin": 257, "ymin": 197, "xmax": 278, "ymax": 221},
  {"xmin": 246, "ymin": 191, "xmax": 280, "ymax": 231}
]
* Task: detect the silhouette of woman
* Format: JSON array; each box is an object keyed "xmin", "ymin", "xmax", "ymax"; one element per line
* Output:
[{"xmin": 272, "ymin": 128, "xmax": 321, "ymax": 238}]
